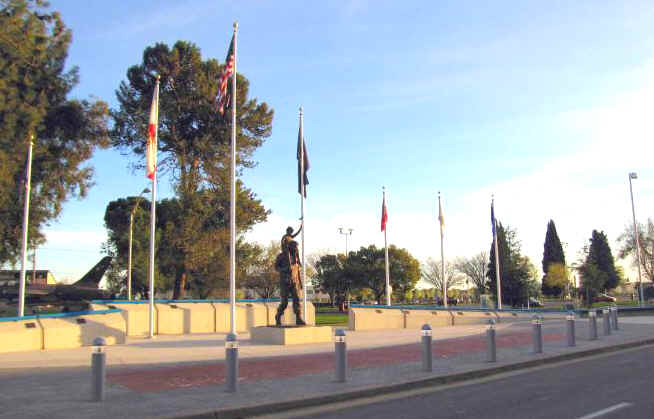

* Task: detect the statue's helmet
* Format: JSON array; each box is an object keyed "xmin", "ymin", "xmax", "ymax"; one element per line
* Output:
[{"xmin": 286, "ymin": 226, "xmax": 293, "ymax": 234}]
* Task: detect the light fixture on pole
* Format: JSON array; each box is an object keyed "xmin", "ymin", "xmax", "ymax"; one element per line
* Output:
[
  {"xmin": 337, "ymin": 227, "xmax": 353, "ymax": 255},
  {"xmin": 127, "ymin": 187, "xmax": 150, "ymax": 301},
  {"xmin": 338, "ymin": 227, "xmax": 353, "ymax": 311},
  {"xmin": 628, "ymin": 172, "xmax": 644, "ymax": 307}
]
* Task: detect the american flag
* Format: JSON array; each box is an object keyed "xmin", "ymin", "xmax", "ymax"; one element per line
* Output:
[{"xmin": 217, "ymin": 34, "xmax": 235, "ymax": 115}]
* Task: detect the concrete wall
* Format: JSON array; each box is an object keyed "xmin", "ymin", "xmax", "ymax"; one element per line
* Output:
[
  {"xmin": 40, "ymin": 311, "xmax": 126, "ymax": 349},
  {"xmin": 348, "ymin": 307, "xmax": 405, "ymax": 330},
  {"xmin": 156, "ymin": 303, "xmax": 184, "ymax": 335},
  {"xmin": 0, "ymin": 318, "xmax": 43, "ymax": 353},
  {"xmin": 403, "ymin": 309, "xmax": 454, "ymax": 328},
  {"xmin": 213, "ymin": 302, "xmax": 248, "ymax": 333},
  {"xmin": 347, "ymin": 307, "xmax": 554, "ymax": 330},
  {"xmin": 173, "ymin": 302, "xmax": 215, "ymax": 334},
  {"xmin": 241, "ymin": 302, "xmax": 268, "ymax": 329},
  {"xmin": 451, "ymin": 310, "xmax": 498, "ymax": 325},
  {"xmin": 104, "ymin": 303, "xmax": 156, "ymax": 337}
]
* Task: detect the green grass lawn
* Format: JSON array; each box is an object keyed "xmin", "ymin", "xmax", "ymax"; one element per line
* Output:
[{"xmin": 315, "ymin": 312, "xmax": 348, "ymax": 326}]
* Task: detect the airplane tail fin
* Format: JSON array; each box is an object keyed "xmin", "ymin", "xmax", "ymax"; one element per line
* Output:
[{"xmin": 72, "ymin": 256, "xmax": 113, "ymax": 288}]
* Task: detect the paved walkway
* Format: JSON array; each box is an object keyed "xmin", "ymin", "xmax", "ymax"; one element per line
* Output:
[{"xmin": 0, "ymin": 318, "xmax": 652, "ymax": 419}]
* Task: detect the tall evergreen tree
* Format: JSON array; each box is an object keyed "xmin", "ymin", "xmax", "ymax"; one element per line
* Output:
[
  {"xmin": 111, "ymin": 41, "xmax": 272, "ymax": 296},
  {"xmin": 487, "ymin": 223, "xmax": 532, "ymax": 307},
  {"xmin": 0, "ymin": 0, "xmax": 109, "ymax": 264},
  {"xmin": 585, "ymin": 230, "xmax": 620, "ymax": 291},
  {"xmin": 541, "ymin": 219, "xmax": 566, "ymax": 296}
]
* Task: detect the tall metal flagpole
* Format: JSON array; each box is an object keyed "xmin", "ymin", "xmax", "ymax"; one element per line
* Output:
[
  {"xmin": 229, "ymin": 22, "xmax": 238, "ymax": 335},
  {"xmin": 18, "ymin": 135, "xmax": 34, "ymax": 317},
  {"xmin": 299, "ymin": 107, "xmax": 307, "ymax": 320},
  {"xmin": 384, "ymin": 187, "xmax": 391, "ymax": 306},
  {"xmin": 439, "ymin": 192, "xmax": 446, "ymax": 308},
  {"xmin": 628, "ymin": 173, "xmax": 644, "ymax": 307},
  {"xmin": 148, "ymin": 76, "xmax": 160, "ymax": 338},
  {"xmin": 493, "ymin": 196, "xmax": 502, "ymax": 310},
  {"xmin": 148, "ymin": 165, "xmax": 157, "ymax": 337}
]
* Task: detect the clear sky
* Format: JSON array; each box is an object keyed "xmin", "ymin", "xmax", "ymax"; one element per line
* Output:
[{"xmin": 23, "ymin": 0, "xmax": 654, "ymax": 284}]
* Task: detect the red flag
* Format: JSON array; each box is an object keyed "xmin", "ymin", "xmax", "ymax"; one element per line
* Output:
[
  {"xmin": 217, "ymin": 34, "xmax": 235, "ymax": 115},
  {"xmin": 146, "ymin": 79, "xmax": 159, "ymax": 180},
  {"xmin": 381, "ymin": 194, "xmax": 388, "ymax": 232}
]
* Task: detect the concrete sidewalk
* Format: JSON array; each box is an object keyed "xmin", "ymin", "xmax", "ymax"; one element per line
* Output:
[{"xmin": 0, "ymin": 318, "xmax": 652, "ymax": 419}]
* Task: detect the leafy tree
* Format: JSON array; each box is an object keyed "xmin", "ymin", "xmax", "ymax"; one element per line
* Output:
[
  {"xmin": 541, "ymin": 220, "xmax": 566, "ymax": 296},
  {"xmin": 543, "ymin": 263, "xmax": 569, "ymax": 298},
  {"xmin": 0, "ymin": 0, "xmax": 109, "ymax": 264},
  {"xmin": 242, "ymin": 241, "xmax": 279, "ymax": 299},
  {"xmin": 487, "ymin": 223, "xmax": 532, "ymax": 307},
  {"xmin": 111, "ymin": 41, "xmax": 272, "ymax": 295},
  {"xmin": 344, "ymin": 245, "xmax": 420, "ymax": 304},
  {"xmin": 313, "ymin": 254, "xmax": 348, "ymax": 307},
  {"xmin": 102, "ymin": 196, "xmax": 154, "ymax": 297},
  {"xmin": 102, "ymin": 194, "xmax": 264, "ymax": 298},
  {"xmin": 618, "ymin": 219, "xmax": 654, "ymax": 283},
  {"xmin": 579, "ymin": 263, "xmax": 607, "ymax": 307},
  {"xmin": 454, "ymin": 252, "xmax": 488, "ymax": 295},
  {"xmin": 421, "ymin": 259, "xmax": 464, "ymax": 301}
]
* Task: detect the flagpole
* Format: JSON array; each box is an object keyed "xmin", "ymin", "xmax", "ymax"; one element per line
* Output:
[
  {"xmin": 299, "ymin": 106, "xmax": 307, "ymax": 321},
  {"xmin": 493, "ymin": 196, "xmax": 502, "ymax": 310},
  {"xmin": 439, "ymin": 192, "xmax": 446, "ymax": 308},
  {"xmin": 18, "ymin": 135, "xmax": 34, "ymax": 317},
  {"xmin": 383, "ymin": 187, "xmax": 391, "ymax": 306},
  {"xmin": 148, "ymin": 76, "xmax": 160, "ymax": 338},
  {"xmin": 229, "ymin": 21, "xmax": 238, "ymax": 335}
]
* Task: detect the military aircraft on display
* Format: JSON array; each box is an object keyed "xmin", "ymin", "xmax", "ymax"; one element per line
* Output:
[{"xmin": 0, "ymin": 256, "xmax": 115, "ymax": 304}]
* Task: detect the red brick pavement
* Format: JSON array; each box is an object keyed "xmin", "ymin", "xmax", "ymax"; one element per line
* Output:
[{"xmin": 108, "ymin": 331, "xmax": 564, "ymax": 393}]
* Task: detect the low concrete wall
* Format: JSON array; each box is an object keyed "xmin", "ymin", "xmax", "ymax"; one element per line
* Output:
[
  {"xmin": 156, "ymin": 303, "xmax": 184, "ymax": 335},
  {"xmin": 240, "ymin": 302, "xmax": 268, "ymax": 329},
  {"xmin": 451, "ymin": 310, "xmax": 498, "ymax": 325},
  {"xmin": 0, "ymin": 318, "xmax": 43, "ymax": 353},
  {"xmin": 213, "ymin": 302, "xmax": 248, "ymax": 333},
  {"xmin": 403, "ymin": 309, "xmax": 454, "ymax": 328},
  {"xmin": 173, "ymin": 302, "xmax": 215, "ymax": 334},
  {"xmin": 495, "ymin": 311, "xmax": 532, "ymax": 322},
  {"xmin": 40, "ymin": 311, "xmax": 126, "ymax": 350},
  {"xmin": 104, "ymin": 303, "xmax": 156, "ymax": 337},
  {"xmin": 348, "ymin": 307, "xmax": 405, "ymax": 330}
]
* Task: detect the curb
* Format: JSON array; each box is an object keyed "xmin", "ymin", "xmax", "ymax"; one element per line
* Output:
[{"xmin": 173, "ymin": 337, "xmax": 654, "ymax": 419}]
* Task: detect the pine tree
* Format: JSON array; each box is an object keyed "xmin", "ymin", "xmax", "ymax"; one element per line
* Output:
[
  {"xmin": 586, "ymin": 230, "xmax": 619, "ymax": 291},
  {"xmin": 541, "ymin": 220, "xmax": 566, "ymax": 296},
  {"xmin": 0, "ymin": 0, "xmax": 109, "ymax": 264},
  {"xmin": 111, "ymin": 41, "xmax": 272, "ymax": 297}
]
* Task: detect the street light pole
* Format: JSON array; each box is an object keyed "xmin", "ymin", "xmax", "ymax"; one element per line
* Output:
[
  {"xmin": 338, "ymin": 227, "xmax": 353, "ymax": 310},
  {"xmin": 337, "ymin": 227, "xmax": 353, "ymax": 255},
  {"xmin": 628, "ymin": 172, "xmax": 644, "ymax": 307},
  {"xmin": 127, "ymin": 188, "xmax": 150, "ymax": 300}
]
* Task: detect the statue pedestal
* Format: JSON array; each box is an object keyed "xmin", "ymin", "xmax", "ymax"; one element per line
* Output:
[{"xmin": 250, "ymin": 326, "xmax": 333, "ymax": 345}]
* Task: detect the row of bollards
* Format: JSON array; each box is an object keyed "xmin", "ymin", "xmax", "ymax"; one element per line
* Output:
[{"xmin": 88, "ymin": 306, "xmax": 621, "ymax": 398}]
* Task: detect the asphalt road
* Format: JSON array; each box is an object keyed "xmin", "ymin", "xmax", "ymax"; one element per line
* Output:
[{"xmin": 260, "ymin": 345, "xmax": 654, "ymax": 419}]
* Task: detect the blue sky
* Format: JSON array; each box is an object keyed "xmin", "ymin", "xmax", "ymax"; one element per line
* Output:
[{"xmin": 23, "ymin": 0, "xmax": 654, "ymax": 284}]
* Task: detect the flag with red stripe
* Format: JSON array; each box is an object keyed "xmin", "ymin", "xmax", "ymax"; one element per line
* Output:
[
  {"xmin": 146, "ymin": 78, "xmax": 160, "ymax": 180},
  {"xmin": 381, "ymin": 193, "xmax": 388, "ymax": 232},
  {"xmin": 217, "ymin": 34, "xmax": 235, "ymax": 115}
]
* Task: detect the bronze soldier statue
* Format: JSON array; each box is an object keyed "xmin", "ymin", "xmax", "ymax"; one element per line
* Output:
[
  {"xmin": 274, "ymin": 239, "xmax": 306, "ymax": 326},
  {"xmin": 281, "ymin": 224, "xmax": 302, "ymax": 253}
]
